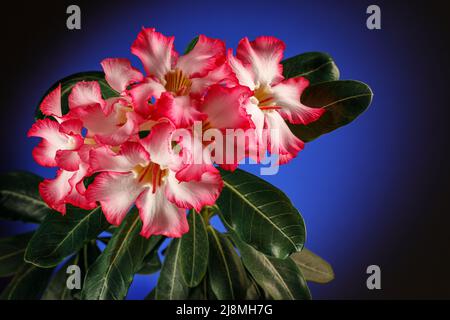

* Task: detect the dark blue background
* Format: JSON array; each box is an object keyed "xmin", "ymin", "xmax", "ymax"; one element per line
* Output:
[{"xmin": 1, "ymin": 0, "xmax": 449, "ymax": 299}]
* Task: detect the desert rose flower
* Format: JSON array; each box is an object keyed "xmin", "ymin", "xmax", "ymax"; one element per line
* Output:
[
  {"xmin": 228, "ymin": 36, "xmax": 325, "ymax": 164},
  {"xmin": 129, "ymin": 28, "xmax": 236, "ymax": 126},
  {"xmin": 28, "ymin": 85, "xmax": 96, "ymax": 213},
  {"xmin": 86, "ymin": 121, "xmax": 223, "ymax": 237}
]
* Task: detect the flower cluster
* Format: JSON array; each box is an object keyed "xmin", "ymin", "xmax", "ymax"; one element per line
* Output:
[{"xmin": 29, "ymin": 28, "xmax": 324, "ymax": 238}]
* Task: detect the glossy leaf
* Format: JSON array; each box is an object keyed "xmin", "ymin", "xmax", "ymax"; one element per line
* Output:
[
  {"xmin": 184, "ymin": 36, "xmax": 199, "ymax": 54},
  {"xmin": 155, "ymin": 238, "xmax": 190, "ymax": 300},
  {"xmin": 207, "ymin": 227, "xmax": 258, "ymax": 300},
  {"xmin": 231, "ymin": 234, "xmax": 311, "ymax": 300},
  {"xmin": 25, "ymin": 206, "xmax": 109, "ymax": 267},
  {"xmin": 187, "ymin": 275, "xmax": 217, "ymax": 300},
  {"xmin": 291, "ymin": 248, "xmax": 335, "ymax": 284},
  {"xmin": 82, "ymin": 211, "xmax": 161, "ymax": 300},
  {"xmin": 0, "ymin": 232, "xmax": 34, "ymax": 277},
  {"xmin": 0, "ymin": 171, "xmax": 52, "ymax": 223},
  {"xmin": 35, "ymin": 71, "xmax": 119, "ymax": 120},
  {"xmin": 0, "ymin": 263, "xmax": 54, "ymax": 300},
  {"xmin": 179, "ymin": 211, "xmax": 209, "ymax": 287},
  {"xmin": 289, "ymin": 80, "xmax": 373, "ymax": 142},
  {"xmin": 282, "ymin": 52, "xmax": 340, "ymax": 84},
  {"xmin": 217, "ymin": 168, "xmax": 306, "ymax": 259},
  {"xmin": 137, "ymin": 250, "xmax": 162, "ymax": 275},
  {"xmin": 42, "ymin": 242, "xmax": 101, "ymax": 300}
]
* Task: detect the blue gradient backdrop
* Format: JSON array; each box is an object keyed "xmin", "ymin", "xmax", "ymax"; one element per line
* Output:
[{"xmin": 2, "ymin": 0, "xmax": 448, "ymax": 299}]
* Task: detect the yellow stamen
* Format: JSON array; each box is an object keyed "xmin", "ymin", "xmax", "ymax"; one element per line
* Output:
[{"xmin": 164, "ymin": 69, "xmax": 192, "ymax": 95}]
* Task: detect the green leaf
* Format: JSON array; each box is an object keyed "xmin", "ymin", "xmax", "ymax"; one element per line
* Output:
[
  {"xmin": 41, "ymin": 257, "xmax": 76, "ymax": 300},
  {"xmin": 81, "ymin": 210, "xmax": 159, "ymax": 300},
  {"xmin": 25, "ymin": 206, "xmax": 109, "ymax": 268},
  {"xmin": 289, "ymin": 80, "xmax": 373, "ymax": 142},
  {"xmin": 137, "ymin": 250, "xmax": 162, "ymax": 275},
  {"xmin": 35, "ymin": 71, "xmax": 119, "ymax": 120},
  {"xmin": 179, "ymin": 211, "xmax": 209, "ymax": 287},
  {"xmin": 0, "ymin": 171, "xmax": 53, "ymax": 223},
  {"xmin": 0, "ymin": 232, "xmax": 34, "ymax": 277},
  {"xmin": 207, "ymin": 227, "xmax": 257, "ymax": 300},
  {"xmin": 187, "ymin": 275, "xmax": 217, "ymax": 300},
  {"xmin": 217, "ymin": 168, "xmax": 306, "ymax": 259},
  {"xmin": 231, "ymin": 234, "xmax": 311, "ymax": 300},
  {"xmin": 291, "ymin": 248, "xmax": 335, "ymax": 284},
  {"xmin": 184, "ymin": 36, "xmax": 199, "ymax": 54},
  {"xmin": 155, "ymin": 238, "xmax": 189, "ymax": 300},
  {"xmin": 282, "ymin": 52, "xmax": 340, "ymax": 84},
  {"xmin": 42, "ymin": 242, "xmax": 102, "ymax": 300},
  {"xmin": 0, "ymin": 263, "xmax": 54, "ymax": 300}
]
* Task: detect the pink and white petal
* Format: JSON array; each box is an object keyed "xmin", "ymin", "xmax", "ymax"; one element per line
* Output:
[
  {"xmin": 129, "ymin": 78, "xmax": 166, "ymax": 116},
  {"xmin": 65, "ymin": 188, "xmax": 97, "ymax": 211},
  {"xmin": 264, "ymin": 111, "xmax": 305, "ymax": 164},
  {"xmin": 227, "ymin": 49, "xmax": 256, "ymax": 90},
  {"xmin": 101, "ymin": 58, "xmax": 144, "ymax": 93},
  {"xmin": 136, "ymin": 187, "xmax": 188, "ymax": 238},
  {"xmin": 89, "ymin": 142, "xmax": 149, "ymax": 173},
  {"xmin": 190, "ymin": 62, "xmax": 239, "ymax": 97},
  {"xmin": 40, "ymin": 84, "xmax": 62, "ymax": 118},
  {"xmin": 272, "ymin": 77, "xmax": 325, "ymax": 125},
  {"xmin": 165, "ymin": 170, "xmax": 223, "ymax": 212},
  {"xmin": 39, "ymin": 170, "xmax": 74, "ymax": 214},
  {"xmin": 28, "ymin": 118, "xmax": 66, "ymax": 144},
  {"xmin": 68, "ymin": 81, "xmax": 105, "ymax": 110},
  {"xmin": 55, "ymin": 150, "xmax": 82, "ymax": 171},
  {"xmin": 94, "ymin": 110, "xmax": 141, "ymax": 146},
  {"xmin": 87, "ymin": 172, "xmax": 143, "ymax": 225},
  {"xmin": 200, "ymin": 85, "xmax": 252, "ymax": 131},
  {"xmin": 141, "ymin": 121, "xmax": 180, "ymax": 169},
  {"xmin": 65, "ymin": 165, "xmax": 97, "ymax": 210},
  {"xmin": 131, "ymin": 28, "xmax": 177, "ymax": 79},
  {"xmin": 244, "ymin": 100, "xmax": 267, "ymax": 161},
  {"xmin": 236, "ymin": 36, "xmax": 285, "ymax": 86},
  {"xmin": 152, "ymin": 93, "xmax": 206, "ymax": 128},
  {"xmin": 70, "ymin": 104, "xmax": 118, "ymax": 137},
  {"xmin": 175, "ymin": 162, "xmax": 218, "ymax": 182},
  {"xmin": 59, "ymin": 119, "xmax": 83, "ymax": 135},
  {"xmin": 32, "ymin": 140, "xmax": 59, "ymax": 167},
  {"xmin": 176, "ymin": 35, "xmax": 225, "ymax": 78}
]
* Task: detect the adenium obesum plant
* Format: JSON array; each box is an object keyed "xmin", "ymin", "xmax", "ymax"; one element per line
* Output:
[{"xmin": 0, "ymin": 27, "xmax": 372, "ymax": 300}]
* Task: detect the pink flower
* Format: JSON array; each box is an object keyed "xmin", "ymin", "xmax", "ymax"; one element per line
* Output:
[
  {"xmin": 28, "ymin": 86, "xmax": 96, "ymax": 213},
  {"xmin": 228, "ymin": 36, "xmax": 325, "ymax": 164},
  {"xmin": 129, "ymin": 28, "xmax": 237, "ymax": 124},
  {"xmin": 86, "ymin": 121, "xmax": 223, "ymax": 238}
]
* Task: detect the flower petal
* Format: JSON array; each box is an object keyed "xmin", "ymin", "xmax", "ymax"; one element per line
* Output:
[
  {"xmin": 136, "ymin": 187, "xmax": 188, "ymax": 238},
  {"xmin": 141, "ymin": 121, "xmax": 184, "ymax": 170},
  {"xmin": 177, "ymin": 35, "xmax": 225, "ymax": 78},
  {"xmin": 227, "ymin": 49, "xmax": 256, "ymax": 90},
  {"xmin": 200, "ymin": 84, "xmax": 252, "ymax": 131},
  {"xmin": 264, "ymin": 110, "xmax": 305, "ymax": 164},
  {"xmin": 165, "ymin": 170, "xmax": 223, "ymax": 212},
  {"xmin": 87, "ymin": 172, "xmax": 143, "ymax": 225},
  {"xmin": 131, "ymin": 28, "xmax": 177, "ymax": 79},
  {"xmin": 94, "ymin": 107, "xmax": 142, "ymax": 146},
  {"xmin": 55, "ymin": 150, "xmax": 82, "ymax": 171},
  {"xmin": 236, "ymin": 36, "xmax": 285, "ymax": 86},
  {"xmin": 129, "ymin": 78, "xmax": 165, "ymax": 116},
  {"xmin": 39, "ymin": 170, "xmax": 74, "ymax": 214},
  {"xmin": 272, "ymin": 77, "xmax": 325, "ymax": 125},
  {"xmin": 68, "ymin": 81, "xmax": 105, "ymax": 111},
  {"xmin": 190, "ymin": 62, "xmax": 238, "ymax": 98},
  {"xmin": 101, "ymin": 58, "xmax": 144, "ymax": 93},
  {"xmin": 40, "ymin": 84, "xmax": 62, "ymax": 118},
  {"xmin": 152, "ymin": 93, "xmax": 206, "ymax": 128},
  {"xmin": 89, "ymin": 142, "xmax": 149, "ymax": 173}
]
